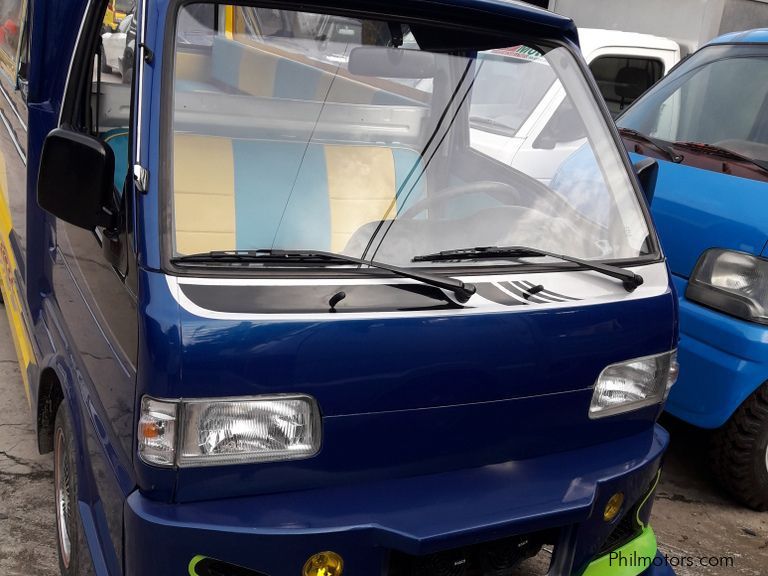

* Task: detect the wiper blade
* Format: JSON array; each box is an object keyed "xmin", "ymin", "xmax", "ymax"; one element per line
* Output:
[
  {"xmin": 172, "ymin": 249, "xmax": 477, "ymax": 303},
  {"xmin": 672, "ymin": 141, "xmax": 768, "ymax": 173},
  {"xmin": 618, "ymin": 128, "xmax": 683, "ymax": 163},
  {"xmin": 412, "ymin": 246, "xmax": 644, "ymax": 292},
  {"xmin": 469, "ymin": 115, "xmax": 515, "ymax": 131}
]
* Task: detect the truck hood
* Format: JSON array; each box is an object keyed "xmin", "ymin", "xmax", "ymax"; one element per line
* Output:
[
  {"xmin": 632, "ymin": 153, "xmax": 768, "ymax": 277},
  {"xmin": 138, "ymin": 264, "xmax": 675, "ymax": 501}
]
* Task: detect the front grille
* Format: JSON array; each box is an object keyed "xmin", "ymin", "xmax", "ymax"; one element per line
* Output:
[
  {"xmin": 388, "ymin": 531, "xmax": 554, "ymax": 576},
  {"xmin": 597, "ymin": 511, "xmax": 642, "ymax": 557}
]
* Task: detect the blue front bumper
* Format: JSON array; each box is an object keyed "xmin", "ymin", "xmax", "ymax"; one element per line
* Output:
[
  {"xmin": 666, "ymin": 275, "xmax": 768, "ymax": 429},
  {"xmin": 125, "ymin": 426, "xmax": 670, "ymax": 576}
]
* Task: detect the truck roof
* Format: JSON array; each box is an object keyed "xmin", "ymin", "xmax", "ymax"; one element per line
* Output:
[
  {"xmin": 578, "ymin": 28, "xmax": 681, "ymax": 57},
  {"xmin": 707, "ymin": 28, "xmax": 768, "ymax": 45}
]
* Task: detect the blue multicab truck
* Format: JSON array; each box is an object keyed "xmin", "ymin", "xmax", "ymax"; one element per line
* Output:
[
  {"xmin": 617, "ymin": 30, "xmax": 768, "ymax": 510},
  {"xmin": 0, "ymin": 0, "xmax": 679, "ymax": 575}
]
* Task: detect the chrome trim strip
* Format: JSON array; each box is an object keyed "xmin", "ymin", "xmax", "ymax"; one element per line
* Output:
[
  {"xmin": 135, "ymin": 0, "xmax": 148, "ymax": 163},
  {"xmin": 58, "ymin": 0, "xmax": 94, "ymax": 127},
  {"xmin": 0, "ymin": 80, "xmax": 26, "ymax": 131},
  {"xmin": 0, "ymin": 105, "xmax": 26, "ymax": 165}
]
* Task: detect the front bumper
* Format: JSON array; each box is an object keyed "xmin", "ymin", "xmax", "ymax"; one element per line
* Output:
[
  {"xmin": 666, "ymin": 275, "xmax": 768, "ymax": 429},
  {"xmin": 125, "ymin": 426, "xmax": 670, "ymax": 576}
]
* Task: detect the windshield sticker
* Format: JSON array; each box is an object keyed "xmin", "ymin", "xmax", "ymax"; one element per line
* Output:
[{"xmin": 487, "ymin": 45, "xmax": 546, "ymax": 64}]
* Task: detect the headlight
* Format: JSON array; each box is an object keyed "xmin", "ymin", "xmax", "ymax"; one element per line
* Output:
[
  {"xmin": 138, "ymin": 395, "xmax": 321, "ymax": 468},
  {"xmin": 686, "ymin": 249, "xmax": 768, "ymax": 324},
  {"xmin": 589, "ymin": 350, "xmax": 678, "ymax": 419}
]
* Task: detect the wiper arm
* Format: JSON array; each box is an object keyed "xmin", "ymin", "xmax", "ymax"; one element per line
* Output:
[
  {"xmin": 469, "ymin": 115, "xmax": 515, "ymax": 131},
  {"xmin": 618, "ymin": 128, "xmax": 682, "ymax": 163},
  {"xmin": 412, "ymin": 246, "xmax": 644, "ymax": 292},
  {"xmin": 673, "ymin": 141, "xmax": 768, "ymax": 173},
  {"xmin": 172, "ymin": 249, "xmax": 477, "ymax": 303}
]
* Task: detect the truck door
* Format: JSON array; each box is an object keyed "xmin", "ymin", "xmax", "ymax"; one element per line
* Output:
[{"xmin": 49, "ymin": 6, "xmax": 138, "ymax": 570}]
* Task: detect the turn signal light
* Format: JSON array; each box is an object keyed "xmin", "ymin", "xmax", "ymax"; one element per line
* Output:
[{"xmin": 604, "ymin": 492, "xmax": 625, "ymax": 522}]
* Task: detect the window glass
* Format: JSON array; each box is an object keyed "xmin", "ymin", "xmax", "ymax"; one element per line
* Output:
[
  {"xmin": 169, "ymin": 4, "xmax": 652, "ymax": 266},
  {"xmin": 0, "ymin": 0, "xmax": 24, "ymax": 71},
  {"xmin": 93, "ymin": 5, "xmax": 134, "ymax": 196},
  {"xmin": 469, "ymin": 48, "xmax": 558, "ymax": 138},
  {"xmin": 619, "ymin": 45, "xmax": 768, "ymax": 163},
  {"xmin": 589, "ymin": 56, "xmax": 663, "ymax": 117}
]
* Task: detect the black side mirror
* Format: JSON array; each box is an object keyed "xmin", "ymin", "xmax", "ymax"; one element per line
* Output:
[
  {"xmin": 38, "ymin": 128, "xmax": 117, "ymax": 230},
  {"xmin": 633, "ymin": 157, "xmax": 659, "ymax": 205}
]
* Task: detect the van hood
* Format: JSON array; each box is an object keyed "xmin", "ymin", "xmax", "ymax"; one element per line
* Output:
[
  {"xmin": 631, "ymin": 153, "xmax": 768, "ymax": 277},
  {"xmin": 138, "ymin": 264, "xmax": 675, "ymax": 501}
]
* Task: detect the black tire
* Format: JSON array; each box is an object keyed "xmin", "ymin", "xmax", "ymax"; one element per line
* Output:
[
  {"xmin": 709, "ymin": 382, "xmax": 768, "ymax": 510},
  {"xmin": 53, "ymin": 402, "xmax": 93, "ymax": 575}
]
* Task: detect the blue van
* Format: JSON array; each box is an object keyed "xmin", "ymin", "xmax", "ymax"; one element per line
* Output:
[
  {"xmin": 616, "ymin": 30, "xmax": 768, "ymax": 511},
  {"xmin": 0, "ymin": 0, "xmax": 678, "ymax": 574}
]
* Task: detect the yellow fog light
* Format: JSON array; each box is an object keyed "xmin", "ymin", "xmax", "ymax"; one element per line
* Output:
[
  {"xmin": 302, "ymin": 551, "xmax": 344, "ymax": 576},
  {"xmin": 603, "ymin": 492, "xmax": 625, "ymax": 522}
]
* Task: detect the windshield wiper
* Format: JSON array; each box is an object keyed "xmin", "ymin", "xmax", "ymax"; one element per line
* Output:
[
  {"xmin": 672, "ymin": 141, "xmax": 768, "ymax": 174},
  {"xmin": 412, "ymin": 246, "xmax": 644, "ymax": 292},
  {"xmin": 172, "ymin": 249, "xmax": 477, "ymax": 303},
  {"xmin": 618, "ymin": 128, "xmax": 683, "ymax": 163},
  {"xmin": 469, "ymin": 115, "xmax": 516, "ymax": 133}
]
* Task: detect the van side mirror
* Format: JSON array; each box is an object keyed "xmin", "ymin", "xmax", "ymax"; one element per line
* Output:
[
  {"xmin": 38, "ymin": 128, "xmax": 117, "ymax": 230},
  {"xmin": 633, "ymin": 157, "xmax": 658, "ymax": 205}
]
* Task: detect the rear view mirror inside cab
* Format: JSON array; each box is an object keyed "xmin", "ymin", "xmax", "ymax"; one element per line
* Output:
[{"xmin": 348, "ymin": 46, "xmax": 436, "ymax": 78}]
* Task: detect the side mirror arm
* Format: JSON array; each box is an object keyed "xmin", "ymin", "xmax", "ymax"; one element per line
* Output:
[{"xmin": 634, "ymin": 157, "xmax": 659, "ymax": 205}]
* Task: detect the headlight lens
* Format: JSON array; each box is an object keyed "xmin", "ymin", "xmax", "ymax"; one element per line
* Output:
[
  {"xmin": 179, "ymin": 396, "xmax": 321, "ymax": 467},
  {"xmin": 589, "ymin": 350, "xmax": 678, "ymax": 419},
  {"xmin": 686, "ymin": 249, "xmax": 768, "ymax": 324},
  {"xmin": 137, "ymin": 395, "xmax": 321, "ymax": 467}
]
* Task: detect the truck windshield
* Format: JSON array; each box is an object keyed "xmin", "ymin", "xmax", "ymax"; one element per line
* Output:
[
  {"xmin": 168, "ymin": 4, "xmax": 652, "ymax": 269},
  {"xmin": 619, "ymin": 44, "xmax": 768, "ymax": 170}
]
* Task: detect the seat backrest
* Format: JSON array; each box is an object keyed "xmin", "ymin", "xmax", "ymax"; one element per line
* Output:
[
  {"xmin": 173, "ymin": 134, "xmax": 426, "ymax": 254},
  {"xmin": 101, "ymin": 128, "xmax": 130, "ymax": 193},
  {"xmin": 615, "ymin": 66, "xmax": 651, "ymax": 100},
  {"xmin": 209, "ymin": 36, "xmax": 423, "ymax": 106}
]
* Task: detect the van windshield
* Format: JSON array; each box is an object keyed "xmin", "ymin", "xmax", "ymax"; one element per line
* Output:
[
  {"xmin": 619, "ymin": 44, "xmax": 768, "ymax": 172},
  {"xmin": 168, "ymin": 4, "xmax": 652, "ymax": 269}
]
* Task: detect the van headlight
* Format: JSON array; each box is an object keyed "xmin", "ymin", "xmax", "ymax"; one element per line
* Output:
[
  {"xmin": 138, "ymin": 395, "xmax": 321, "ymax": 467},
  {"xmin": 686, "ymin": 249, "xmax": 768, "ymax": 325},
  {"xmin": 589, "ymin": 350, "xmax": 678, "ymax": 419}
]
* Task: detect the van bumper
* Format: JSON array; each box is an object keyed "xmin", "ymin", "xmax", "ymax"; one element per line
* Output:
[
  {"xmin": 665, "ymin": 275, "xmax": 768, "ymax": 429},
  {"xmin": 124, "ymin": 425, "xmax": 671, "ymax": 576}
]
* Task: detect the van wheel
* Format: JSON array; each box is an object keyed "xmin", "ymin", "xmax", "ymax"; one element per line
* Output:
[
  {"xmin": 709, "ymin": 382, "xmax": 768, "ymax": 510},
  {"xmin": 54, "ymin": 402, "xmax": 90, "ymax": 575}
]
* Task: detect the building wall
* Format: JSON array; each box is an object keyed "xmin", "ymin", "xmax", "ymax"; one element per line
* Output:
[{"xmin": 549, "ymin": 0, "xmax": 768, "ymax": 53}]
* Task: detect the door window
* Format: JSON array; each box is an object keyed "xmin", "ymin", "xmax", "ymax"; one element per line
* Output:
[
  {"xmin": 0, "ymin": 0, "xmax": 24, "ymax": 75},
  {"xmin": 589, "ymin": 56, "xmax": 664, "ymax": 117}
]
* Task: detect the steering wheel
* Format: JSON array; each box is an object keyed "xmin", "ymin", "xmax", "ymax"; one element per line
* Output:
[{"xmin": 399, "ymin": 179, "xmax": 560, "ymax": 220}]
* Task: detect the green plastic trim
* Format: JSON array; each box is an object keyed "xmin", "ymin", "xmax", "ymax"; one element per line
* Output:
[
  {"xmin": 188, "ymin": 555, "xmax": 206, "ymax": 576},
  {"xmin": 582, "ymin": 526, "xmax": 658, "ymax": 576}
]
